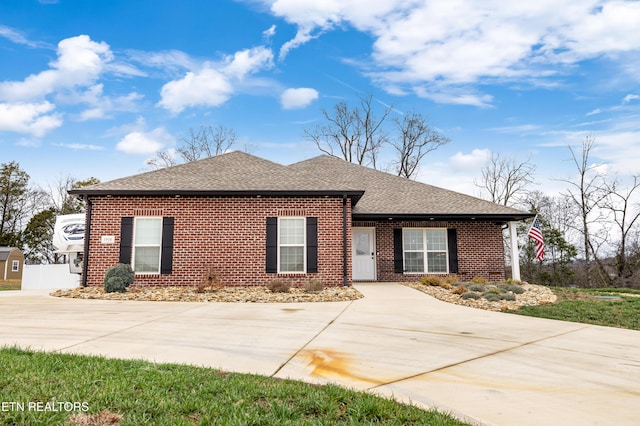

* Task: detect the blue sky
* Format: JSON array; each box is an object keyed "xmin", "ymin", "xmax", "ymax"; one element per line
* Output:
[{"xmin": 1, "ymin": 0, "xmax": 639, "ymax": 198}]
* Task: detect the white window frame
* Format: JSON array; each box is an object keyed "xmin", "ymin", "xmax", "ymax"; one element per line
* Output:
[
  {"xmin": 277, "ymin": 217, "xmax": 306, "ymax": 274},
  {"xmin": 11, "ymin": 260, "xmax": 19, "ymax": 272},
  {"xmin": 403, "ymin": 228, "xmax": 448, "ymax": 274},
  {"xmin": 132, "ymin": 217, "xmax": 163, "ymax": 274}
]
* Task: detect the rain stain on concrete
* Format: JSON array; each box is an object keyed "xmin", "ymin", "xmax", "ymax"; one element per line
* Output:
[{"xmin": 299, "ymin": 348, "xmax": 387, "ymax": 386}]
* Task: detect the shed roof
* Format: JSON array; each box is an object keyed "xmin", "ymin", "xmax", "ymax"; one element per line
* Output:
[{"xmin": 0, "ymin": 247, "xmax": 20, "ymax": 262}]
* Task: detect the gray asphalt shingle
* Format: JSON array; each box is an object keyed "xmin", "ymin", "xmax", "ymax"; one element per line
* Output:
[{"xmin": 71, "ymin": 151, "xmax": 529, "ymax": 218}]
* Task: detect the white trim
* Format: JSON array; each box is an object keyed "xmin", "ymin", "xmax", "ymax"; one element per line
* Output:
[
  {"xmin": 132, "ymin": 216, "xmax": 163, "ymax": 274},
  {"xmin": 277, "ymin": 217, "xmax": 306, "ymax": 274},
  {"xmin": 352, "ymin": 227, "xmax": 377, "ymax": 280},
  {"xmin": 402, "ymin": 228, "xmax": 449, "ymax": 274},
  {"xmin": 11, "ymin": 260, "xmax": 19, "ymax": 272},
  {"xmin": 509, "ymin": 221, "xmax": 521, "ymax": 281}
]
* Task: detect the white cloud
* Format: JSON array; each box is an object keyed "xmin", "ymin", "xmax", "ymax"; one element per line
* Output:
[
  {"xmin": 158, "ymin": 69, "xmax": 233, "ymax": 114},
  {"xmin": 0, "ymin": 35, "xmax": 112, "ymax": 102},
  {"xmin": 449, "ymin": 148, "xmax": 492, "ymax": 170},
  {"xmin": 53, "ymin": 142, "xmax": 104, "ymax": 150},
  {"xmin": 116, "ymin": 128, "xmax": 175, "ymax": 154},
  {"xmin": 158, "ymin": 47, "xmax": 273, "ymax": 114},
  {"xmin": 280, "ymin": 87, "xmax": 319, "ymax": 109},
  {"xmin": 262, "ymin": 1, "xmax": 640, "ymax": 105},
  {"xmin": 263, "ymin": 25, "xmax": 277, "ymax": 39},
  {"xmin": 0, "ymin": 25, "xmax": 50, "ymax": 48},
  {"xmin": 622, "ymin": 94, "xmax": 639, "ymax": 104},
  {"xmin": 0, "ymin": 101, "xmax": 62, "ymax": 137}
]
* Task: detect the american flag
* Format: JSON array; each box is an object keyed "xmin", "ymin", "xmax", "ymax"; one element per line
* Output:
[{"xmin": 527, "ymin": 215, "xmax": 545, "ymax": 261}]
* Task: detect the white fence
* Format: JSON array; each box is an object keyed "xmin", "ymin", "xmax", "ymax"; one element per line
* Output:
[{"xmin": 22, "ymin": 264, "xmax": 81, "ymax": 290}]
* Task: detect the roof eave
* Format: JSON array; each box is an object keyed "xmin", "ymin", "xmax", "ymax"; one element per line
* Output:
[
  {"xmin": 352, "ymin": 212, "xmax": 534, "ymax": 223},
  {"xmin": 69, "ymin": 189, "xmax": 365, "ymax": 204}
]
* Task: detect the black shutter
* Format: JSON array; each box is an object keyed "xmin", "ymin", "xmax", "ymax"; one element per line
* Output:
[
  {"xmin": 161, "ymin": 217, "xmax": 174, "ymax": 274},
  {"xmin": 393, "ymin": 228, "xmax": 404, "ymax": 273},
  {"xmin": 265, "ymin": 217, "xmax": 277, "ymax": 273},
  {"xmin": 119, "ymin": 217, "xmax": 133, "ymax": 265},
  {"xmin": 447, "ymin": 228, "xmax": 459, "ymax": 274},
  {"xmin": 306, "ymin": 217, "xmax": 318, "ymax": 273}
]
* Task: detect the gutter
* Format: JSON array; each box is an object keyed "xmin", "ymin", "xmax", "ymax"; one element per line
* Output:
[
  {"xmin": 342, "ymin": 194, "xmax": 348, "ymax": 286},
  {"xmin": 81, "ymin": 196, "xmax": 92, "ymax": 287}
]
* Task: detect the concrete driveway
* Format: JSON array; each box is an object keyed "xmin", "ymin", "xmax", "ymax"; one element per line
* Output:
[{"xmin": 1, "ymin": 283, "xmax": 638, "ymax": 426}]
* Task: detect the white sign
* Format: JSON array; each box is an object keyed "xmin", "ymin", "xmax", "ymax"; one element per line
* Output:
[{"xmin": 101, "ymin": 235, "xmax": 115, "ymax": 244}]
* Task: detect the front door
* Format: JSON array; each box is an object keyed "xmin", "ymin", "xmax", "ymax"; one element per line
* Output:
[{"xmin": 352, "ymin": 228, "xmax": 376, "ymax": 280}]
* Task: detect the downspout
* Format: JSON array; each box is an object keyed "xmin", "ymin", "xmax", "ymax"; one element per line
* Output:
[
  {"xmin": 81, "ymin": 196, "xmax": 92, "ymax": 287},
  {"xmin": 342, "ymin": 194, "xmax": 348, "ymax": 286}
]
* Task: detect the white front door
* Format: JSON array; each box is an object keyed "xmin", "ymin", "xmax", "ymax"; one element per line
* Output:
[{"xmin": 352, "ymin": 228, "xmax": 376, "ymax": 280}]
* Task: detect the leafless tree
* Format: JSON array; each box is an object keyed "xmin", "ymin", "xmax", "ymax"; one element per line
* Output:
[
  {"xmin": 599, "ymin": 175, "xmax": 640, "ymax": 286},
  {"xmin": 558, "ymin": 135, "xmax": 609, "ymax": 286},
  {"xmin": 305, "ymin": 93, "xmax": 391, "ymax": 168},
  {"xmin": 146, "ymin": 124, "xmax": 237, "ymax": 170},
  {"xmin": 178, "ymin": 124, "xmax": 237, "ymax": 162},
  {"xmin": 146, "ymin": 150, "xmax": 178, "ymax": 170},
  {"xmin": 475, "ymin": 153, "xmax": 536, "ymax": 207},
  {"xmin": 390, "ymin": 111, "xmax": 450, "ymax": 179}
]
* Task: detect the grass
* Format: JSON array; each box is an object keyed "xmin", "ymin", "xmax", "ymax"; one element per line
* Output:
[
  {"xmin": 0, "ymin": 347, "xmax": 468, "ymax": 426},
  {"xmin": 507, "ymin": 287, "xmax": 640, "ymax": 330},
  {"xmin": 0, "ymin": 280, "xmax": 21, "ymax": 291}
]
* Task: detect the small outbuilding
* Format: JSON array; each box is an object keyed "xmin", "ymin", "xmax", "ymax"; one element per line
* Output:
[{"xmin": 0, "ymin": 247, "xmax": 24, "ymax": 281}]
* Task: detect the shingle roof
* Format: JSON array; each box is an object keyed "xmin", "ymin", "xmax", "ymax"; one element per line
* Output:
[
  {"xmin": 0, "ymin": 247, "xmax": 19, "ymax": 261},
  {"xmin": 70, "ymin": 151, "xmax": 531, "ymax": 220},
  {"xmin": 69, "ymin": 151, "xmax": 361, "ymax": 196},
  {"xmin": 289, "ymin": 155, "xmax": 530, "ymax": 219}
]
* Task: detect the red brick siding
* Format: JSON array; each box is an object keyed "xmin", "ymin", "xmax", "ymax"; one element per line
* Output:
[
  {"xmin": 86, "ymin": 196, "xmax": 352, "ymax": 287},
  {"xmin": 353, "ymin": 220, "xmax": 505, "ymax": 282}
]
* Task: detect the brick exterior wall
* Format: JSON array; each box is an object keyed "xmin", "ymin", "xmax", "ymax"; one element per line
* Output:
[
  {"xmin": 85, "ymin": 196, "xmax": 352, "ymax": 288},
  {"xmin": 354, "ymin": 220, "xmax": 506, "ymax": 282}
]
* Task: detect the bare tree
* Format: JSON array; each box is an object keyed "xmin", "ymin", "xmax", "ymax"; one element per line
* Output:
[
  {"xmin": 305, "ymin": 93, "xmax": 391, "ymax": 168},
  {"xmin": 599, "ymin": 175, "xmax": 640, "ymax": 286},
  {"xmin": 178, "ymin": 124, "xmax": 237, "ymax": 162},
  {"xmin": 49, "ymin": 175, "xmax": 100, "ymax": 214},
  {"xmin": 146, "ymin": 124, "xmax": 237, "ymax": 170},
  {"xmin": 390, "ymin": 111, "xmax": 450, "ymax": 179},
  {"xmin": 559, "ymin": 135, "xmax": 609, "ymax": 286},
  {"xmin": 146, "ymin": 150, "xmax": 178, "ymax": 170},
  {"xmin": 475, "ymin": 153, "xmax": 536, "ymax": 207}
]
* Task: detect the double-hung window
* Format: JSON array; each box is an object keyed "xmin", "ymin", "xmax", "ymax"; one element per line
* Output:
[
  {"xmin": 278, "ymin": 217, "xmax": 306, "ymax": 273},
  {"xmin": 11, "ymin": 260, "xmax": 19, "ymax": 272},
  {"xmin": 133, "ymin": 217, "xmax": 163, "ymax": 273},
  {"xmin": 403, "ymin": 228, "xmax": 448, "ymax": 273}
]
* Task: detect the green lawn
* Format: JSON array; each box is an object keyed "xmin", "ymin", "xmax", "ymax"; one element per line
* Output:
[
  {"xmin": 0, "ymin": 347, "xmax": 467, "ymax": 426},
  {"xmin": 507, "ymin": 287, "xmax": 640, "ymax": 330},
  {"xmin": 0, "ymin": 280, "xmax": 21, "ymax": 291}
]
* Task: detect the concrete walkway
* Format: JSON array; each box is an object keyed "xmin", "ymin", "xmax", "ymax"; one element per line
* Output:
[{"xmin": 1, "ymin": 283, "xmax": 638, "ymax": 425}]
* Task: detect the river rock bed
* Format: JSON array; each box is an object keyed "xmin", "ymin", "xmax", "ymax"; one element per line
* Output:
[
  {"xmin": 50, "ymin": 285, "xmax": 364, "ymax": 303},
  {"xmin": 403, "ymin": 282, "xmax": 557, "ymax": 311}
]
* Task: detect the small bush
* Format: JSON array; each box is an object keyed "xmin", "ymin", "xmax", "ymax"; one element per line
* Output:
[
  {"xmin": 267, "ymin": 279, "xmax": 291, "ymax": 293},
  {"xmin": 451, "ymin": 286, "xmax": 467, "ymax": 295},
  {"xmin": 197, "ymin": 267, "xmax": 222, "ymax": 293},
  {"xmin": 471, "ymin": 277, "xmax": 488, "ymax": 284},
  {"xmin": 104, "ymin": 276, "xmax": 127, "ymax": 293},
  {"xmin": 304, "ymin": 279, "xmax": 324, "ymax": 293},
  {"xmin": 442, "ymin": 274, "xmax": 459, "ymax": 284},
  {"xmin": 439, "ymin": 282, "xmax": 453, "ymax": 290},
  {"xmin": 461, "ymin": 291, "xmax": 481, "ymax": 300},
  {"xmin": 421, "ymin": 276, "xmax": 443, "ymax": 286},
  {"xmin": 500, "ymin": 293, "xmax": 516, "ymax": 301},
  {"xmin": 506, "ymin": 284, "xmax": 525, "ymax": 294},
  {"xmin": 103, "ymin": 264, "xmax": 134, "ymax": 292},
  {"xmin": 483, "ymin": 292, "xmax": 501, "ymax": 302},
  {"xmin": 468, "ymin": 283, "xmax": 486, "ymax": 292}
]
